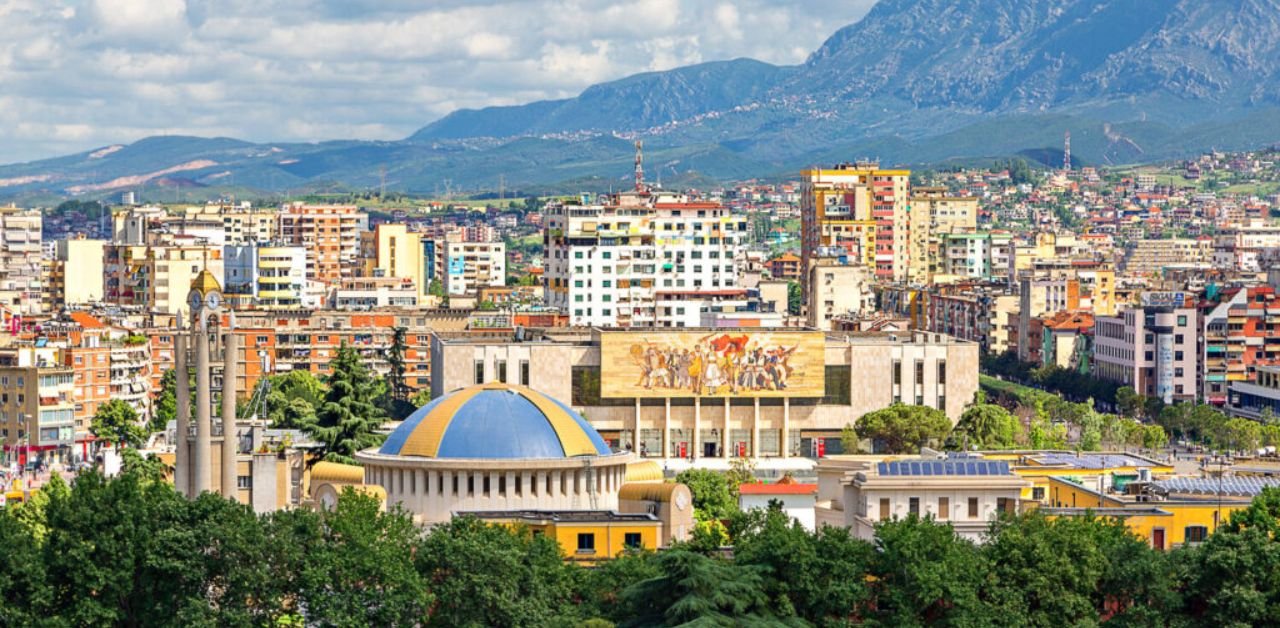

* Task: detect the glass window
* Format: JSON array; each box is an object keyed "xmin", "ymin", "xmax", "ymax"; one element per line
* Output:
[
  {"xmin": 908, "ymin": 497, "xmax": 920, "ymax": 516},
  {"xmin": 520, "ymin": 361, "xmax": 530, "ymax": 386},
  {"xmin": 497, "ymin": 360, "xmax": 507, "ymax": 383},
  {"xmin": 1185, "ymin": 526, "xmax": 1208, "ymax": 544},
  {"xmin": 577, "ymin": 533, "xmax": 596, "ymax": 553},
  {"xmin": 474, "ymin": 360, "xmax": 484, "ymax": 385},
  {"xmin": 938, "ymin": 497, "xmax": 949, "ymax": 520},
  {"xmin": 624, "ymin": 533, "xmax": 643, "ymax": 549},
  {"xmin": 968, "ymin": 497, "xmax": 979, "ymax": 518}
]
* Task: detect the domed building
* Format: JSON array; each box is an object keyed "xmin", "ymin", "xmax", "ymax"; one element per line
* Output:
[{"xmin": 355, "ymin": 383, "xmax": 637, "ymax": 525}]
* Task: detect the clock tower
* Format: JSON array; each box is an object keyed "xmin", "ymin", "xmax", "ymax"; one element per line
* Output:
[{"xmin": 177, "ymin": 269, "xmax": 238, "ymax": 500}]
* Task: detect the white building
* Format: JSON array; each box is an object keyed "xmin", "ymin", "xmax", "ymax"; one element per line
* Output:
[
  {"xmin": 545, "ymin": 191, "xmax": 746, "ymax": 327},
  {"xmin": 738, "ymin": 479, "xmax": 817, "ymax": 530},
  {"xmin": 224, "ymin": 244, "xmax": 308, "ymax": 309},
  {"xmin": 0, "ymin": 207, "xmax": 43, "ymax": 315},
  {"xmin": 815, "ymin": 457, "xmax": 1029, "ymax": 543},
  {"xmin": 440, "ymin": 241, "xmax": 506, "ymax": 296}
]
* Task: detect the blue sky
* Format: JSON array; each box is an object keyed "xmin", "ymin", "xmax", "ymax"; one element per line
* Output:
[{"xmin": 0, "ymin": 0, "xmax": 874, "ymax": 164}]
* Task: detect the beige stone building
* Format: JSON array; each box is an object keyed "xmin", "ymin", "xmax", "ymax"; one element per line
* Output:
[
  {"xmin": 431, "ymin": 328, "xmax": 979, "ymax": 465},
  {"xmin": 806, "ymin": 260, "xmax": 876, "ymax": 330}
]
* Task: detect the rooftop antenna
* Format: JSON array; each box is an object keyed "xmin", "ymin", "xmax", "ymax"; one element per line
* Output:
[
  {"xmin": 634, "ymin": 140, "xmax": 646, "ymax": 193},
  {"xmin": 1063, "ymin": 131, "xmax": 1072, "ymax": 172}
]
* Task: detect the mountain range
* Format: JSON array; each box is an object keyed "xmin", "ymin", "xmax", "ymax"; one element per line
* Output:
[{"xmin": 5, "ymin": 0, "xmax": 1280, "ymax": 201}]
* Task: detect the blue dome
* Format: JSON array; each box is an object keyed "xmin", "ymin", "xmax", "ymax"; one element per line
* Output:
[{"xmin": 378, "ymin": 383, "xmax": 612, "ymax": 459}]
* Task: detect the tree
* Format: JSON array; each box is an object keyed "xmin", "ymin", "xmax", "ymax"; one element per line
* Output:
[
  {"xmin": 293, "ymin": 490, "xmax": 433, "ymax": 626},
  {"xmin": 306, "ymin": 343, "xmax": 388, "ymax": 465},
  {"xmin": 382, "ymin": 326, "xmax": 416, "ymax": 421},
  {"xmin": 617, "ymin": 550, "xmax": 782, "ymax": 627},
  {"xmin": 840, "ymin": 423, "xmax": 862, "ymax": 454},
  {"xmin": 854, "ymin": 404, "xmax": 951, "ymax": 454},
  {"xmin": 870, "ymin": 515, "xmax": 988, "ymax": 625},
  {"xmin": 1029, "ymin": 400, "xmax": 1068, "ymax": 450},
  {"xmin": 1143, "ymin": 424, "xmax": 1169, "ymax": 453},
  {"xmin": 732, "ymin": 504, "xmax": 875, "ymax": 624},
  {"xmin": 1223, "ymin": 418, "xmax": 1263, "ymax": 454},
  {"xmin": 675, "ymin": 469, "xmax": 738, "ymax": 522},
  {"xmin": 786, "ymin": 281, "xmax": 802, "ymax": 316},
  {"xmin": 153, "ymin": 367, "xmax": 196, "ymax": 434},
  {"xmin": 90, "ymin": 399, "xmax": 147, "ymax": 449},
  {"xmin": 949, "ymin": 404, "xmax": 1021, "ymax": 450},
  {"xmin": 415, "ymin": 516, "xmax": 576, "ymax": 627},
  {"xmin": 409, "ymin": 388, "xmax": 432, "ymax": 408},
  {"xmin": 262, "ymin": 370, "xmax": 324, "ymax": 429},
  {"xmin": 428, "ymin": 279, "xmax": 445, "ymax": 298},
  {"xmin": 1117, "ymin": 386, "xmax": 1146, "ymax": 418}
]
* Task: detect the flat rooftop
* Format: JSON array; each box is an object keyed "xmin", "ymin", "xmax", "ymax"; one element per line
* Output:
[{"xmin": 459, "ymin": 510, "xmax": 659, "ymax": 523}]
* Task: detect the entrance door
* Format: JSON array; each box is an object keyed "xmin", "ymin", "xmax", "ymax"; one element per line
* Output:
[
  {"xmin": 704, "ymin": 442, "xmax": 717, "ymax": 458},
  {"xmin": 1152, "ymin": 528, "xmax": 1165, "ymax": 551}
]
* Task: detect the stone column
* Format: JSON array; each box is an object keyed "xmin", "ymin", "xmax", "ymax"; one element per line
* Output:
[
  {"xmin": 693, "ymin": 397, "xmax": 701, "ymax": 461},
  {"xmin": 194, "ymin": 313, "xmax": 213, "ymax": 495},
  {"xmin": 781, "ymin": 397, "xmax": 791, "ymax": 459},
  {"xmin": 221, "ymin": 327, "xmax": 239, "ymax": 500},
  {"xmin": 663, "ymin": 398, "xmax": 672, "ymax": 460},
  {"xmin": 722, "ymin": 398, "xmax": 731, "ymax": 459},
  {"xmin": 751, "ymin": 398, "xmax": 760, "ymax": 458},
  {"xmin": 174, "ymin": 328, "xmax": 191, "ymax": 498}
]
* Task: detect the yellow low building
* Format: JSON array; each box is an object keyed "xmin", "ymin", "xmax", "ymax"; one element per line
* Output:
[
  {"xmin": 979, "ymin": 451, "xmax": 1174, "ymax": 504},
  {"xmin": 469, "ymin": 510, "xmax": 662, "ymax": 565},
  {"xmin": 1040, "ymin": 475, "xmax": 1250, "ymax": 550}
]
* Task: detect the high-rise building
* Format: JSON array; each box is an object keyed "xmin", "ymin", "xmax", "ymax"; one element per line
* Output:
[
  {"xmin": 0, "ymin": 207, "xmax": 43, "ymax": 315},
  {"xmin": 105, "ymin": 241, "xmax": 224, "ymax": 316},
  {"xmin": 224, "ymin": 244, "xmax": 308, "ymax": 309},
  {"xmin": 801, "ymin": 163, "xmax": 910, "ymax": 282},
  {"xmin": 362, "ymin": 224, "xmax": 425, "ymax": 301},
  {"xmin": 0, "ymin": 347, "xmax": 76, "ymax": 465},
  {"xmin": 544, "ymin": 191, "xmax": 744, "ymax": 327},
  {"xmin": 50, "ymin": 237, "xmax": 106, "ymax": 308},
  {"xmin": 1202, "ymin": 286, "xmax": 1280, "ymax": 407},
  {"xmin": 277, "ymin": 204, "xmax": 366, "ymax": 285},
  {"xmin": 440, "ymin": 241, "xmax": 505, "ymax": 297},
  {"xmin": 1093, "ymin": 298, "xmax": 1200, "ymax": 404}
]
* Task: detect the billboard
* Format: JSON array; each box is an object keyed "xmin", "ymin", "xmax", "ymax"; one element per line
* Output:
[{"xmin": 600, "ymin": 331, "xmax": 826, "ymax": 398}]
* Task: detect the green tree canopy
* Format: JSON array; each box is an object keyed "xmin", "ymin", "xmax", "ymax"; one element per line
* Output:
[
  {"xmin": 90, "ymin": 399, "xmax": 146, "ymax": 449},
  {"xmin": 949, "ymin": 403, "xmax": 1021, "ymax": 450},
  {"xmin": 855, "ymin": 404, "xmax": 952, "ymax": 454},
  {"xmin": 306, "ymin": 343, "xmax": 388, "ymax": 465},
  {"xmin": 675, "ymin": 468, "xmax": 738, "ymax": 521}
]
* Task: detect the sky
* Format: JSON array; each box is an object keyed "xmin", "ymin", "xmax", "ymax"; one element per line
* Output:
[{"xmin": 0, "ymin": 0, "xmax": 876, "ymax": 164}]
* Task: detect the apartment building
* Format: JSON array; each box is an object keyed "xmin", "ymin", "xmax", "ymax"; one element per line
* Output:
[
  {"xmin": 1212, "ymin": 224, "xmax": 1280, "ymax": 272},
  {"xmin": 224, "ymin": 244, "xmax": 308, "ymax": 309},
  {"xmin": 1121, "ymin": 238, "xmax": 1214, "ymax": 274},
  {"xmin": 276, "ymin": 204, "xmax": 366, "ymax": 285},
  {"xmin": 1093, "ymin": 297, "xmax": 1199, "ymax": 404},
  {"xmin": 0, "ymin": 207, "xmax": 43, "ymax": 315},
  {"xmin": 544, "ymin": 191, "xmax": 744, "ymax": 327},
  {"xmin": 49, "ymin": 237, "xmax": 106, "ymax": 308},
  {"xmin": 807, "ymin": 260, "xmax": 876, "ymax": 330},
  {"xmin": 801, "ymin": 163, "xmax": 910, "ymax": 282},
  {"xmin": 105, "ymin": 240, "xmax": 224, "ymax": 316},
  {"xmin": 332, "ymin": 277, "xmax": 419, "ymax": 309},
  {"xmin": 1016, "ymin": 277, "xmax": 1080, "ymax": 363},
  {"xmin": 1202, "ymin": 286, "xmax": 1280, "ymax": 407},
  {"xmin": 937, "ymin": 232, "xmax": 1013, "ymax": 280},
  {"xmin": 361, "ymin": 224, "xmax": 425, "ymax": 300},
  {"xmin": 909, "ymin": 187, "xmax": 979, "ymax": 283},
  {"xmin": 0, "ymin": 347, "xmax": 76, "ymax": 465},
  {"xmin": 63, "ymin": 344, "xmax": 111, "ymax": 445},
  {"xmin": 439, "ymin": 241, "xmax": 505, "ymax": 297}
]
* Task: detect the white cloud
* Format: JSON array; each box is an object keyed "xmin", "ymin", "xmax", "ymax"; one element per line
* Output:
[{"xmin": 0, "ymin": 0, "xmax": 878, "ymax": 163}]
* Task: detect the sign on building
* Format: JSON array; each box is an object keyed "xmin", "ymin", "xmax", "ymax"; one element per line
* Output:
[{"xmin": 599, "ymin": 331, "xmax": 825, "ymax": 398}]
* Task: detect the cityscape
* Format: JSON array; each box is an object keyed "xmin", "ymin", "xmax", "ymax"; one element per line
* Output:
[{"xmin": 5, "ymin": 0, "xmax": 1280, "ymax": 625}]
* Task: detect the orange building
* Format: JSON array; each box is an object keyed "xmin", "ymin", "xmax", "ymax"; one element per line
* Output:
[
  {"xmin": 63, "ymin": 345, "xmax": 111, "ymax": 445},
  {"xmin": 277, "ymin": 204, "xmax": 366, "ymax": 286}
]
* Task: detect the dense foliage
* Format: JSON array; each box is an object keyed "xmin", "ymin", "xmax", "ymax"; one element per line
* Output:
[{"xmin": 9, "ymin": 468, "xmax": 1280, "ymax": 626}]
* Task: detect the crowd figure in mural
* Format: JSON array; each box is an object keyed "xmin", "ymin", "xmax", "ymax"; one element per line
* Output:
[{"xmin": 628, "ymin": 333, "xmax": 799, "ymax": 395}]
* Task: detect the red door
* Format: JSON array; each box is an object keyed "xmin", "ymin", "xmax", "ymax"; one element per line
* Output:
[{"xmin": 1152, "ymin": 529, "xmax": 1165, "ymax": 551}]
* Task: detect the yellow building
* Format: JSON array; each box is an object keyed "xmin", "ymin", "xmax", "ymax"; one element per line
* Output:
[
  {"xmin": 469, "ymin": 510, "xmax": 662, "ymax": 565},
  {"xmin": 801, "ymin": 163, "xmax": 910, "ymax": 282},
  {"xmin": 364, "ymin": 224, "xmax": 425, "ymax": 302},
  {"xmin": 51, "ymin": 237, "xmax": 106, "ymax": 307}
]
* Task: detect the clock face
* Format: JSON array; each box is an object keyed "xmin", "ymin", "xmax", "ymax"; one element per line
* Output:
[
  {"xmin": 188, "ymin": 290, "xmax": 203, "ymax": 310},
  {"xmin": 205, "ymin": 291, "xmax": 222, "ymax": 310}
]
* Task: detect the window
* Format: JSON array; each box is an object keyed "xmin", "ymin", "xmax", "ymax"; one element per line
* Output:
[
  {"xmin": 937, "ymin": 360, "xmax": 946, "ymax": 385},
  {"xmin": 624, "ymin": 533, "xmax": 643, "ymax": 549},
  {"xmin": 497, "ymin": 360, "xmax": 508, "ymax": 383},
  {"xmin": 1032, "ymin": 487, "xmax": 1046, "ymax": 501},
  {"xmin": 968, "ymin": 497, "xmax": 979, "ymax": 519},
  {"xmin": 879, "ymin": 498, "xmax": 891, "ymax": 521},
  {"xmin": 520, "ymin": 360, "xmax": 530, "ymax": 386},
  {"xmin": 938, "ymin": 497, "xmax": 949, "ymax": 520},
  {"xmin": 577, "ymin": 533, "xmax": 596, "ymax": 553},
  {"xmin": 236, "ymin": 476, "xmax": 252, "ymax": 489},
  {"xmin": 915, "ymin": 360, "xmax": 924, "ymax": 386},
  {"xmin": 893, "ymin": 361, "xmax": 901, "ymax": 385},
  {"xmin": 1177, "ymin": 315, "xmax": 1187, "ymax": 326},
  {"xmin": 474, "ymin": 360, "xmax": 484, "ymax": 384},
  {"xmin": 1184, "ymin": 525, "xmax": 1208, "ymax": 544},
  {"xmin": 908, "ymin": 497, "xmax": 920, "ymax": 516}
]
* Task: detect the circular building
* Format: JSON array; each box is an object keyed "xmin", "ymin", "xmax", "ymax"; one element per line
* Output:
[{"xmin": 355, "ymin": 383, "xmax": 634, "ymax": 524}]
